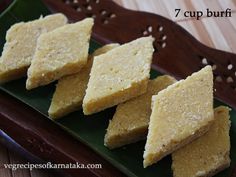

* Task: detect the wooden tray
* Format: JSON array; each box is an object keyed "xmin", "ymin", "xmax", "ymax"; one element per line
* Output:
[{"xmin": 0, "ymin": 0, "xmax": 236, "ymax": 177}]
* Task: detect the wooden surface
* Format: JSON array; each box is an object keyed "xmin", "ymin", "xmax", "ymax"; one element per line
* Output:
[
  {"xmin": 114, "ymin": 0, "xmax": 236, "ymax": 53},
  {"xmin": 1, "ymin": 0, "xmax": 236, "ymax": 177},
  {"xmin": 0, "ymin": 141, "xmax": 52, "ymax": 177}
]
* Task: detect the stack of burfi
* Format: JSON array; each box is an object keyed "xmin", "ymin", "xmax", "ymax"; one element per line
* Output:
[
  {"xmin": 172, "ymin": 106, "xmax": 231, "ymax": 177},
  {"xmin": 0, "ymin": 14, "xmax": 231, "ymax": 177},
  {"xmin": 48, "ymin": 43, "xmax": 119, "ymax": 119},
  {"xmin": 0, "ymin": 13, "xmax": 67, "ymax": 83},
  {"xmin": 104, "ymin": 75, "xmax": 176, "ymax": 149}
]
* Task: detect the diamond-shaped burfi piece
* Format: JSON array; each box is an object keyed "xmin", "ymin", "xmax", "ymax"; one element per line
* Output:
[
  {"xmin": 26, "ymin": 18, "xmax": 94, "ymax": 90},
  {"xmin": 83, "ymin": 36, "xmax": 154, "ymax": 115},
  {"xmin": 143, "ymin": 66, "xmax": 214, "ymax": 167}
]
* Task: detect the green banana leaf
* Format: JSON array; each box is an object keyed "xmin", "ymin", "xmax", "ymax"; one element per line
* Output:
[{"xmin": 0, "ymin": 0, "xmax": 235, "ymax": 177}]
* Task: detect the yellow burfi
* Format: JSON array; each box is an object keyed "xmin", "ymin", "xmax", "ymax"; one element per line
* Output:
[
  {"xmin": 143, "ymin": 66, "xmax": 214, "ymax": 167},
  {"xmin": 26, "ymin": 18, "xmax": 94, "ymax": 90},
  {"xmin": 83, "ymin": 36, "xmax": 154, "ymax": 115},
  {"xmin": 104, "ymin": 75, "xmax": 176, "ymax": 149},
  {"xmin": 48, "ymin": 44, "xmax": 119, "ymax": 119},
  {"xmin": 0, "ymin": 13, "xmax": 67, "ymax": 83},
  {"xmin": 172, "ymin": 106, "xmax": 231, "ymax": 177}
]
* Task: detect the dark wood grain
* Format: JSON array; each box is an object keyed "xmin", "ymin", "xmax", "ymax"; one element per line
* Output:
[
  {"xmin": 0, "ymin": 90, "xmax": 126, "ymax": 177},
  {"xmin": 0, "ymin": 0, "xmax": 12, "ymax": 12},
  {"xmin": 233, "ymin": 167, "xmax": 236, "ymax": 177}
]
